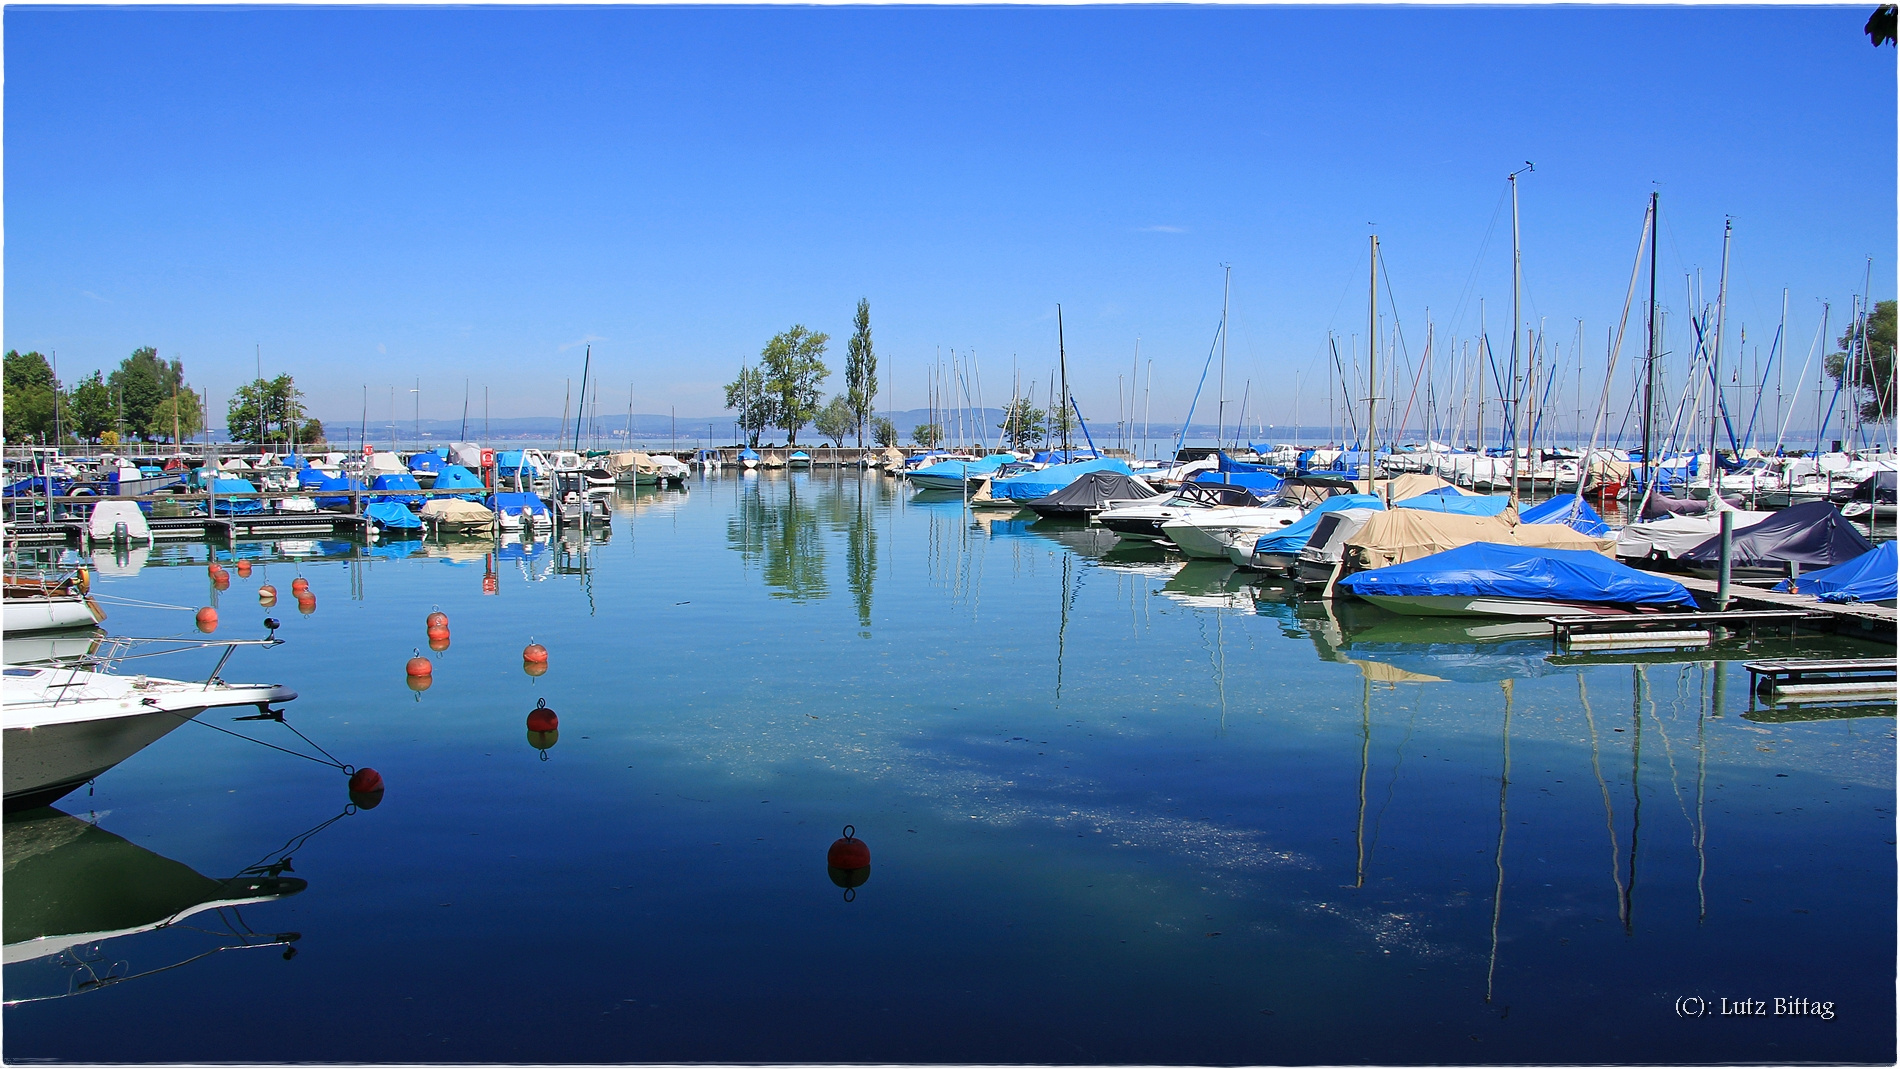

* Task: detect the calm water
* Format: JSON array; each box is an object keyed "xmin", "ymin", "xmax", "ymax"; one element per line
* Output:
[{"xmin": 4, "ymin": 471, "xmax": 1893, "ymax": 1064}]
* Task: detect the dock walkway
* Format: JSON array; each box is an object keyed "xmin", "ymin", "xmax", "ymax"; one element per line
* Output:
[{"xmin": 1670, "ymin": 573, "xmax": 1895, "ymax": 639}]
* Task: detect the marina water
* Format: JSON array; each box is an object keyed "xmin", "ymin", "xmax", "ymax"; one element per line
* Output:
[{"xmin": 4, "ymin": 470, "xmax": 1892, "ymax": 1063}]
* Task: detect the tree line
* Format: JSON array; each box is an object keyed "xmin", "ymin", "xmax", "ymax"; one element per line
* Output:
[
  {"xmin": 726, "ymin": 298, "xmax": 895, "ymax": 448},
  {"xmin": 3, "ymin": 346, "xmax": 322, "ymax": 447}
]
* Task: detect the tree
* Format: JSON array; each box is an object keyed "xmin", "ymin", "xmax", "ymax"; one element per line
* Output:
[
  {"xmin": 1868, "ymin": 4, "xmax": 1896, "ymax": 46},
  {"xmin": 151, "ymin": 388, "xmax": 205, "ymax": 443},
  {"xmin": 106, "ymin": 347, "xmax": 182, "ymax": 441},
  {"xmin": 844, "ymin": 298, "xmax": 877, "ymax": 446},
  {"xmin": 1048, "ymin": 398, "xmax": 1078, "ymax": 445},
  {"xmin": 724, "ymin": 365, "xmax": 771, "ymax": 447},
  {"xmin": 3, "ymin": 350, "xmax": 65, "ymax": 443},
  {"xmin": 68, "ymin": 372, "xmax": 115, "ymax": 443},
  {"xmin": 227, "ymin": 375, "xmax": 308, "ymax": 445},
  {"xmin": 814, "ymin": 395, "xmax": 855, "ymax": 447},
  {"xmin": 871, "ymin": 416, "xmax": 899, "ymax": 448},
  {"xmin": 911, "ymin": 422, "xmax": 943, "ymax": 448},
  {"xmin": 998, "ymin": 398, "xmax": 1046, "ymax": 450},
  {"xmin": 760, "ymin": 325, "xmax": 830, "ymax": 445},
  {"xmin": 1825, "ymin": 299, "xmax": 1895, "ymax": 422},
  {"xmin": 299, "ymin": 418, "xmax": 326, "ymax": 446}
]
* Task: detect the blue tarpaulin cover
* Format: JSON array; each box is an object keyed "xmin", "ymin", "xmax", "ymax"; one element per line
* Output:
[
  {"xmin": 1191, "ymin": 470, "xmax": 1284, "ymax": 496},
  {"xmin": 408, "ymin": 452, "xmax": 447, "ymax": 474},
  {"xmin": 991, "ymin": 458, "xmax": 1131, "ymax": 500},
  {"xmin": 210, "ymin": 478, "xmax": 264, "ymax": 515},
  {"xmin": 1339, "ymin": 542, "xmax": 1697, "ymax": 608},
  {"xmin": 370, "ymin": 473, "xmax": 424, "ymax": 505},
  {"xmin": 1030, "ymin": 449, "xmax": 1101, "ymax": 465},
  {"xmin": 1518, "ymin": 494, "xmax": 1611, "ymax": 537},
  {"xmin": 312, "ymin": 474, "xmax": 364, "ymax": 509},
  {"xmin": 1394, "ymin": 492, "xmax": 1512, "ymax": 516},
  {"xmin": 364, "ymin": 502, "xmax": 423, "ymax": 531},
  {"xmin": 296, "ymin": 468, "xmax": 329, "ymax": 489},
  {"xmin": 431, "ymin": 465, "xmax": 486, "ymax": 498},
  {"xmin": 489, "ymin": 492, "xmax": 549, "ymax": 517},
  {"xmin": 910, "ymin": 454, "xmax": 1014, "ymax": 481},
  {"xmin": 738, "ymin": 448, "xmax": 761, "ymax": 462},
  {"xmin": 1774, "ymin": 541, "xmax": 1897, "ymax": 603},
  {"xmin": 1253, "ymin": 494, "xmax": 1386, "ymax": 556}
]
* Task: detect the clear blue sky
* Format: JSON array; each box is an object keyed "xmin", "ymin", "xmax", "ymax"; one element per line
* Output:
[{"xmin": 7, "ymin": 5, "xmax": 1893, "ymax": 434}]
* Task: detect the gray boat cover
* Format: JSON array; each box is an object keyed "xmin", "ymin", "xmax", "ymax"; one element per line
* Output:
[
  {"xmin": 1679, "ymin": 501, "xmax": 1874, "ymax": 568},
  {"xmin": 1024, "ymin": 471, "xmax": 1161, "ymax": 515}
]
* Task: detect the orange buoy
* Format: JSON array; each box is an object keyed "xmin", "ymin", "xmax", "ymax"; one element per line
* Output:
[
  {"xmin": 426, "ymin": 608, "xmax": 449, "ymax": 631},
  {"xmin": 235, "ymin": 560, "xmax": 252, "ymax": 578},
  {"xmin": 406, "ymin": 674, "xmax": 433, "ymax": 693},
  {"xmin": 427, "ymin": 624, "xmax": 450, "ymax": 640},
  {"xmin": 296, "ymin": 595, "xmax": 317, "ymax": 615},
  {"xmin": 405, "ymin": 653, "xmax": 433, "ymax": 678},
  {"xmin": 428, "ymin": 632, "xmax": 451, "ymax": 652},
  {"xmin": 522, "ymin": 642, "xmax": 548, "ymax": 665},
  {"xmin": 194, "ymin": 606, "xmax": 219, "ymax": 633},
  {"xmin": 207, "ymin": 562, "xmax": 224, "ymax": 577},
  {"xmin": 827, "ymin": 825, "xmax": 871, "ymax": 891},
  {"xmin": 290, "ymin": 577, "xmax": 310, "ymax": 595},
  {"xmin": 211, "ymin": 571, "xmax": 230, "ymax": 591},
  {"xmin": 258, "ymin": 584, "xmax": 278, "ymax": 603},
  {"xmin": 348, "ymin": 767, "xmax": 385, "ymax": 809},
  {"xmin": 526, "ymin": 698, "xmax": 558, "ymax": 733}
]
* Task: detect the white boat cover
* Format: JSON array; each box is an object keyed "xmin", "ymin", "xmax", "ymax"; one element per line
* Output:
[
  {"xmin": 420, "ymin": 499, "xmax": 496, "ymax": 526},
  {"xmin": 86, "ymin": 501, "xmax": 151, "ymax": 542},
  {"xmin": 1615, "ymin": 511, "xmax": 1774, "ymax": 559}
]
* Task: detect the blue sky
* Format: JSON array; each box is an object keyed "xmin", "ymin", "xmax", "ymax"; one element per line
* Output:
[{"xmin": 6, "ymin": 5, "xmax": 1893, "ymax": 434}]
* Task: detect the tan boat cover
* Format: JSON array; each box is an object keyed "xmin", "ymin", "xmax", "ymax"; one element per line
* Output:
[
  {"xmin": 1351, "ymin": 472, "xmax": 1475, "ymax": 502},
  {"xmin": 420, "ymin": 498, "xmax": 495, "ymax": 525},
  {"xmin": 1343, "ymin": 509, "xmax": 1615, "ymax": 571}
]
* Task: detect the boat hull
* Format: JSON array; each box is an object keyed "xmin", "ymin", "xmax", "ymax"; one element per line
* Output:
[
  {"xmin": 4, "ymin": 709, "xmax": 205, "ymax": 810},
  {"xmin": 1356, "ymin": 594, "xmax": 1633, "ymax": 618},
  {"xmin": 2, "ymin": 596, "xmax": 105, "ymax": 634}
]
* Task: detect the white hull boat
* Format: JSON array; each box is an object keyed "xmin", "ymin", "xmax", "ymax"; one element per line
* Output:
[
  {"xmin": 3, "ymin": 592, "xmax": 105, "ymax": 634},
  {"xmin": 1355, "ymin": 594, "xmax": 1635, "ymax": 618},
  {"xmin": 1159, "ymin": 506, "xmax": 1306, "ymax": 560},
  {"xmin": 4, "ymin": 664, "xmax": 297, "ymax": 810}
]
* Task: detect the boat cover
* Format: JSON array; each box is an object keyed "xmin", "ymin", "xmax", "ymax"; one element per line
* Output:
[
  {"xmin": 87, "ymin": 500, "xmax": 151, "ymax": 541},
  {"xmin": 1030, "ymin": 449, "xmax": 1101, "ymax": 464},
  {"xmin": 738, "ymin": 448, "xmax": 761, "ymax": 462},
  {"xmin": 1518, "ymin": 494, "xmax": 1610, "ymax": 537},
  {"xmin": 1024, "ymin": 471, "xmax": 1161, "ymax": 515},
  {"xmin": 1639, "ymin": 491, "xmax": 1743, "ymax": 518},
  {"xmin": 1339, "ymin": 543, "xmax": 1697, "ymax": 608},
  {"xmin": 407, "ymin": 451, "xmax": 447, "ymax": 475},
  {"xmin": 311, "ymin": 474, "xmax": 365, "ymax": 509},
  {"xmin": 370, "ymin": 473, "xmax": 424, "ymax": 505},
  {"xmin": 421, "ymin": 498, "xmax": 495, "ymax": 526},
  {"xmin": 1678, "ymin": 501, "xmax": 1874, "ymax": 568},
  {"xmin": 1773, "ymin": 541, "xmax": 1897, "ymax": 603},
  {"xmin": 990, "ymin": 458, "xmax": 1133, "ymax": 500},
  {"xmin": 1352, "ymin": 472, "xmax": 1471, "ymax": 502},
  {"xmin": 489, "ymin": 491, "xmax": 550, "ymax": 517},
  {"xmin": 910, "ymin": 454, "xmax": 1015, "ymax": 480},
  {"xmin": 364, "ymin": 502, "xmax": 423, "ymax": 531},
  {"xmin": 296, "ymin": 468, "xmax": 330, "ymax": 489},
  {"xmin": 1395, "ymin": 492, "xmax": 1513, "ymax": 517},
  {"xmin": 1190, "ymin": 470, "xmax": 1283, "ymax": 496},
  {"xmin": 1345, "ymin": 510, "xmax": 1611, "ymax": 571},
  {"xmin": 1838, "ymin": 469, "xmax": 1898, "ymax": 505},
  {"xmin": 431, "ymin": 465, "xmax": 486, "ymax": 498},
  {"xmin": 1253, "ymin": 495, "xmax": 1385, "ymax": 556},
  {"xmin": 1615, "ymin": 512, "xmax": 1774, "ymax": 559},
  {"xmin": 210, "ymin": 478, "xmax": 264, "ymax": 515}
]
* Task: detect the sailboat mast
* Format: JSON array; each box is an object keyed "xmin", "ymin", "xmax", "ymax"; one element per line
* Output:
[
  {"xmin": 1508, "ymin": 164, "xmax": 1529, "ymax": 500},
  {"xmin": 1710, "ymin": 218, "xmax": 1731, "ymax": 495},
  {"xmin": 1644, "ymin": 191, "xmax": 1659, "ymax": 494},
  {"xmin": 1367, "ymin": 235, "xmax": 1379, "ymax": 490},
  {"xmin": 1057, "ymin": 305, "xmax": 1071, "ymax": 456},
  {"xmin": 1217, "ymin": 265, "xmax": 1231, "ymax": 450},
  {"xmin": 574, "ymin": 344, "xmax": 591, "ymax": 454}
]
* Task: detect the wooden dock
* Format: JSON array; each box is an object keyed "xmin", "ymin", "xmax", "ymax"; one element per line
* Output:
[{"xmin": 1669, "ymin": 572, "xmax": 1896, "ymax": 639}]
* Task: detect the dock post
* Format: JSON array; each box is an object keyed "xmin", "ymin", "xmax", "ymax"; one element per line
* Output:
[{"xmin": 1716, "ymin": 509, "xmax": 1734, "ymax": 611}]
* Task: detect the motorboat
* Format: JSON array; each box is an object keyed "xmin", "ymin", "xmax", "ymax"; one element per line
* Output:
[
  {"xmin": 907, "ymin": 454, "xmax": 1012, "ymax": 492},
  {"xmin": 1236, "ymin": 493, "xmax": 1385, "ymax": 572},
  {"xmin": 1097, "ymin": 481, "xmax": 1264, "ymax": 544},
  {"xmin": 3, "ymin": 574, "xmax": 105, "ymax": 634},
  {"xmin": 739, "ymin": 448, "xmax": 761, "ymax": 469},
  {"xmin": 420, "ymin": 498, "xmax": 496, "ymax": 534},
  {"xmin": 1615, "ymin": 509, "xmax": 1774, "ymax": 562},
  {"xmin": 1022, "ymin": 471, "xmax": 1161, "ymax": 518},
  {"xmin": 4, "ymin": 658, "xmax": 296, "ymax": 810},
  {"xmin": 1160, "ymin": 502, "xmax": 1307, "ymax": 560},
  {"xmin": 1337, "ymin": 542, "xmax": 1699, "ymax": 618},
  {"xmin": 490, "ymin": 492, "xmax": 553, "ymax": 533},
  {"xmin": 787, "ymin": 450, "xmax": 812, "ymax": 469},
  {"xmin": 1677, "ymin": 501, "xmax": 1874, "ymax": 582}
]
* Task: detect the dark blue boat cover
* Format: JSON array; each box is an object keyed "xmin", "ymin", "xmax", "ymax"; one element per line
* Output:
[
  {"xmin": 1191, "ymin": 469, "xmax": 1283, "ymax": 496},
  {"xmin": 1394, "ymin": 492, "xmax": 1512, "ymax": 516},
  {"xmin": 489, "ymin": 491, "xmax": 549, "ymax": 516},
  {"xmin": 1678, "ymin": 501, "xmax": 1873, "ymax": 567},
  {"xmin": 991, "ymin": 458, "xmax": 1131, "ymax": 500},
  {"xmin": 210, "ymin": 478, "xmax": 264, "ymax": 515},
  {"xmin": 407, "ymin": 451, "xmax": 447, "ymax": 474},
  {"xmin": 1518, "ymin": 494, "xmax": 1610, "ymax": 537},
  {"xmin": 432, "ymin": 465, "xmax": 486, "ymax": 498},
  {"xmin": 1773, "ymin": 541, "xmax": 1897, "ymax": 603},
  {"xmin": 312, "ymin": 474, "xmax": 364, "ymax": 508},
  {"xmin": 1339, "ymin": 542, "xmax": 1697, "ymax": 608},
  {"xmin": 364, "ymin": 501, "xmax": 423, "ymax": 530},
  {"xmin": 296, "ymin": 468, "xmax": 330, "ymax": 488},
  {"xmin": 1253, "ymin": 494, "xmax": 1386, "ymax": 555},
  {"xmin": 370, "ymin": 473, "xmax": 424, "ymax": 505}
]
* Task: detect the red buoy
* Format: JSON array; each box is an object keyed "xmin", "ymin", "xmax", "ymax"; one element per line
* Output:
[
  {"xmin": 526, "ymin": 698, "xmax": 558, "ymax": 733},
  {"xmin": 522, "ymin": 642, "xmax": 548, "ymax": 665},
  {"xmin": 827, "ymin": 825, "xmax": 871, "ymax": 891},
  {"xmin": 211, "ymin": 571, "xmax": 230, "ymax": 591},
  {"xmin": 426, "ymin": 609, "xmax": 449, "ymax": 631},
  {"xmin": 405, "ymin": 654, "xmax": 433, "ymax": 677},
  {"xmin": 406, "ymin": 674, "xmax": 432, "ymax": 693},
  {"xmin": 428, "ymin": 632, "xmax": 451, "ymax": 652},
  {"xmin": 258, "ymin": 584, "xmax": 278, "ymax": 604},
  {"xmin": 291, "ymin": 577, "xmax": 310, "ymax": 595},
  {"xmin": 296, "ymin": 595, "xmax": 317, "ymax": 616},
  {"xmin": 348, "ymin": 767, "xmax": 385, "ymax": 809},
  {"xmin": 207, "ymin": 562, "xmax": 224, "ymax": 577},
  {"xmin": 194, "ymin": 606, "xmax": 219, "ymax": 633},
  {"xmin": 235, "ymin": 560, "xmax": 252, "ymax": 578}
]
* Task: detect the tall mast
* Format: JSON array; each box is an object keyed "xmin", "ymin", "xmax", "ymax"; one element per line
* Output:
[
  {"xmin": 1367, "ymin": 235, "xmax": 1379, "ymax": 490},
  {"xmin": 1057, "ymin": 304, "xmax": 1071, "ymax": 456},
  {"xmin": 1710, "ymin": 218, "xmax": 1732, "ymax": 496},
  {"xmin": 1508, "ymin": 163, "xmax": 1532, "ymax": 499},
  {"xmin": 574, "ymin": 344, "xmax": 591, "ymax": 454},
  {"xmin": 1217, "ymin": 265, "xmax": 1231, "ymax": 450},
  {"xmin": 1643, "ymin": 191, "xmax": 1659, "ymax": 492}
]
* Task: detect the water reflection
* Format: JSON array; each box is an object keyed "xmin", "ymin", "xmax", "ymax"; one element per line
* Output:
[{"xmin": 3, "ymin": 806, "xmax": 317, "ymax": 1003}]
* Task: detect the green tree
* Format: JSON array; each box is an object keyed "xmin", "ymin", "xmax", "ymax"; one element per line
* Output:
[
  {"xmin": 724, "ymin": 365, "xmax": 771, "ymax": 447},
  {"xmin": 911, "ymin": 422, "xmax": 943, "ymax": 448},
  {"xmin": 760, "ymin": 325, "xmax": 830, "ymax": 445},
  {"xmin": 3, "ymin": 350, "xmax": 65, "ymax": 443},
  {"xmin": 1825, "ymin": 299, "xmax": 1896, "ymax": 422},
  {"xmin": 998, "ymin": 397, "xmax": 1046, "ymax": 450},
  {"xmin": 106, "ymin": 347, "xmax": 183, "ymax": 441},
  {"xmin": 871, "ymin": 416, "xmax": 898, "ymax": 448},
  {"xmin": 299, "ymin": 418, "xmax": 326, "ymax": 446},
  {"xmin": 227, "ymin": 375, "xmax": 308, "ymax": 445},
  {"xmin": 814, "ymin": 395, "xmax": 855, "ymax": 447},
  {"xmin": 151, "ymin": 388, "xmax": 205, "ymax": 443},
  {"xmin": 844, "ymin": 298, "xmax": 877, "ymax": 446},
  {"xmin": 1048, "ymin": 397, "xmax": 1078, "ymax": 445},
  {"xmin": 68, "ymin": 372, "xmax": 116, "ymax": 443}
]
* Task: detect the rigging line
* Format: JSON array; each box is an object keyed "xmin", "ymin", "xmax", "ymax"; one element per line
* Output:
[
  {"xmin": 164, "ymin": 709, "xmax": 348, "ymax": 771},
  {"xmin": 86, "ymin": 594, "xmax": 198, "ymax": 611},
  {"xmin": 2, "ymin": 939, "xmax": 296, "ymax": 1006},
  {"xmin": 242, "ymin": 807, "xmax": 355, "ymax": 875},
  {"xmin": 1446, "ymin": 185, "xmax": 1511, "ymax": 338},
  {"xmin": 1577, "ymin": 674, "xmax": 1627, "ymax": 925}
]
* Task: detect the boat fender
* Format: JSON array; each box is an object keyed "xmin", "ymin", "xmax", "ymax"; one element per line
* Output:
[
  {"xmin": 526, "ymin": 698, "xmax": 558, "ymax": 733},
  {"xmin": 76, "ymin": 568, "xmax": 90, "ymax": 593},
  {"xmin": 195, "ymin": 606, "xmax": 219, "ymax": 633}
]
